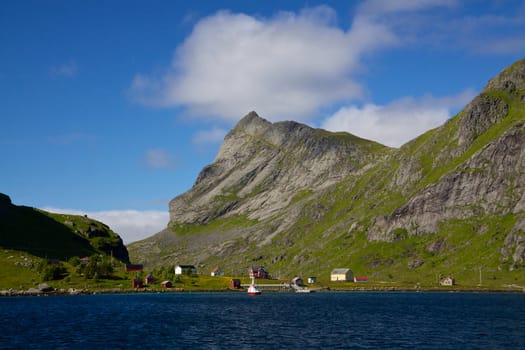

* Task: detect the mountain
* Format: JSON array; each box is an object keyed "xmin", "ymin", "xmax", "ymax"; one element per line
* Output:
[
  {"xmin": 129, "ymin": 59, "xmax": 525, "ymax": 285},
  {"xmin": 0, "ymin": 193, "xmax": 129, "ymax": 263}
]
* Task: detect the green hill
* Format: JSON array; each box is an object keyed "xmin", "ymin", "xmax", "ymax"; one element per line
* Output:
[{"xmin": 0, "ymin": 193, "xmax": 129, "ymax": 263}]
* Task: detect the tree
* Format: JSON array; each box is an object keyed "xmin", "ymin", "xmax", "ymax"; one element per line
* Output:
[
  {"xmin": 80, "ymin": 254, "xmax": 114, "ymax": 279},
  {"xmin": 39, "ymin": 261, "xmax": 67, "ymax": 281}
]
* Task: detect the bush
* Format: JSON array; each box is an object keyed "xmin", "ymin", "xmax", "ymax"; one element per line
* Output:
[
  {"xmin": 68, "ymin": 256, "xmax": 81, "ymax": 267},
  {"xmin": 78, "ymin": 254, "xmax": 114, "ymax": 279},
  {"xmin": 41, "ymin": 264, "xmax": 67, "ymax": 281}
]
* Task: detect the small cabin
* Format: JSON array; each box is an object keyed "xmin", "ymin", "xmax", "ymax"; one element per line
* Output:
[
  {"xmin": 125, "ymin": 264, "xmax": 144, "ymax": 272},
  {"xmin": 307, "ymin": 277, "xmax": 317, "ymax": 284},
  {"xmin": 144, "ymin": 273, "xmax": 155, "ymax": 285},
  {"xmin": 440, "ymin": 276, "xmax": 455, "ymax": 286},
  {"xmin": 230, "ymin": 279, "xmax": 241, "ymax": 289},
  {"xmin": 132, "ymin": 278, "xmax": 143, "ymax": 288},
  {"xmin": 210, "ymin": 266, "xmax": 224, "ymax": 277},
  {"xmin": 354, "ymin": 276, "xmax": 369, "ymax": 283},
  {"xmin": 291, "ymin": 277, "xmax": 304, "ymax": 287},
  {"xmin": 161, "ymin": 280, "xmax": 173, "ymax": 288},
  {"xmin": 175, "ymin": 265, "xmax": 197, "ymax": 275},
  {"xmin": 248, "ymin": 266, "xmax": 269, "ymax": 279},
  {"xmin": 331, "ymin": 268, "xmax": 353, "ymax": 282}
]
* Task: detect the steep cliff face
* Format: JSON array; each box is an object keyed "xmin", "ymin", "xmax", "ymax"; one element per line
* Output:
[
  {"xmin": 129, "ymin": 59, "xmax": 525, "ymax": 281},
  {"xmin": 368, "ymin": 59, "xmax": 525, "ymax": 241},
  {"xmin": 169, "ymin": 111, "xmax": 388, "ymax": 224}
]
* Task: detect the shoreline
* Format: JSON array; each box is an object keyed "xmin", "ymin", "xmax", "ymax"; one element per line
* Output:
[{"xmin": 2, "ymin": 285, "xmax": 524, "ymax": 297}]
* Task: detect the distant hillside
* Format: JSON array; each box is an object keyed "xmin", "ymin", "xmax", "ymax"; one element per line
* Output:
[
  {"xmin": 0, "ymin": 193, "xmax": 129, "ymax": 263},
  {"xmin": 128, "ymin": 59, "xmax": 525, "ymax": 288}
]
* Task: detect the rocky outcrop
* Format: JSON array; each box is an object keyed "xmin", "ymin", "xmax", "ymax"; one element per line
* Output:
[
  {"xmin": 376, "ymin": 122, "xmax": 525, "ymax": 238},
  {"xmin": 169, "ymin": 111, "xmax": 388, "ymax": 224},
  {"xmin": 368, "ymin": 59, "xmax": 525, "ymax": 241},
  {"xmin": 457, "ymin": 94, "xmax": 508, "ymax": 146}
]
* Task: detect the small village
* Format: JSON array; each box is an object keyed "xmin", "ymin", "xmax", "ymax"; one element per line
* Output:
[
  {"xmin": 123, "ymin": 263, "xmax": 457, "ymax": 293},
  {"xmin": 1, "ymin": 252, "xmax": 471, "ymax": 297}
]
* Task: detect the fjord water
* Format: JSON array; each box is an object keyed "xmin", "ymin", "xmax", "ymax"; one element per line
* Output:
[{"xmin": 1, "ymin": 292, "xmax": 524, "ymax": 349}]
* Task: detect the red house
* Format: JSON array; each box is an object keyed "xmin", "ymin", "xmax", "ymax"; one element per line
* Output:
[
  {"xmin": 144, "ymin": 273, "xmax": 155, "ymax": 285},
  {"xmin": 354, "ymin": 276, "xmax": 369, "ymax": 283},
  {"xmin": 248, "ymin": 266, "xmax": 269, "ymax": 279},
  {"xmin": 161, "ymin": 280, "xmax": 173, "ymax": 288},
  {"xmin": 132, "ymin": 278, "xmax": 143, "ymax": 288},
  {"xmin": 230, "ymin": 279, "xmax": 241, "ymax": 289},
  {"xmin": 125, "ymin": 264, "xmax": 144, "ymax": 272}
]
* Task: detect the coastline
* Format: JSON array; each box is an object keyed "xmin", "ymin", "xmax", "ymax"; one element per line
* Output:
[{"xmin": 2, "ymin": 285, "xmax": 524, "ymax": 297}]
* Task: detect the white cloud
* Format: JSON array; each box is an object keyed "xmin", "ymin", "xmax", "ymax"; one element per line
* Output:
[
  {"xmin": 50, "ymin": 60, "xmax": 78, "ymax": 78},
  {"xmin": 130, "ymin": 5, "xmax": 401, "ymax": 121},
  {"xmin": 144, "ymin": 148, "xmax": 177, "ymax": 169},
  {"xmin": 43, "ymin": 207, "xmax": 169, "ymax": 244},
  {"xmin": 321, "ymin": 89, "xmax": 475, "ymax": 147},
  {"xmin": 450, "ymin": 14, "xmax": 525, "ymax": 54},
  {"xmin": 192, "ymin": 127, "xmax": 228, "ymax": 145},
  {"xmin": 129, "ymin": 1, "xmax": 522, "ymax": 143},
  {"xmin": 357, "ymin": 0, "xmax": 457, "ymax": 17}
]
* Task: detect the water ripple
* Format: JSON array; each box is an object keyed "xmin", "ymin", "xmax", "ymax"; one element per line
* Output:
[{"xmin": 0, "ymin": 292, "xmax": 524, "ymax": 349}]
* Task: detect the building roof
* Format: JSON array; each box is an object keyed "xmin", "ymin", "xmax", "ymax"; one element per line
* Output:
[
  {"xmin": 177, "ymin": 265, "xmax": 196, "ymax": 269},
  {"xmin": 125, "ymin": 264, "xmax": 144, "ymax": 272},
  {"xmin": 331, "ymin": 268, "xmax": 351, "ymax": 274},
  {"xmin": 249, "ymin": 266, "xmax": 268, "ymax": 271}
]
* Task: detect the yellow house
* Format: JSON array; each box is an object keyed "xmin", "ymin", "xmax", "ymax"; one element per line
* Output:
[{"xmin": 331, "ymin": 268, "xmax": 353, "ymax": 282}]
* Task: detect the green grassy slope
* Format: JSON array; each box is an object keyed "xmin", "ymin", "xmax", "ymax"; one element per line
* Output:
[{"xmin": 0, "ymin": 193, "xmax": 129, "ymax": 262}]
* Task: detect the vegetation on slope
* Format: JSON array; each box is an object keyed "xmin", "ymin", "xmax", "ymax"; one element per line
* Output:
[
  {"xmin": 0, "ymin": 193, "xmax": 129, "ymax": 263},
  {"xmin": 128, "ymin": 60, "xmax": 525, "ymax": 291}
]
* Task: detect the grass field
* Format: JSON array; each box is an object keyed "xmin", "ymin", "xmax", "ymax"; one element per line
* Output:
[{"xmin": 1, "ymin": 247, "xmax": 523, "ymax": 293}]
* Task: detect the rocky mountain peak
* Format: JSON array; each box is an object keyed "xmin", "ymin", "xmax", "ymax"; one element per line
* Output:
[
  {"xmin": 231, "ymin": 111, "xmax": 272, "ymax": 136},
  {"xmin": 229, "ymin": 111, "xmax": 311, "ymax": 148},
  {"xmin": 484, "ymin": 58, "xmax": 525, "ymax": 93},
  {"xmin": 169, "ymin": 110, "xmax": 387, "ymax": 226},
  {"xmin": 456, "ymin": 59, "xmax": 525, "ymax": 147}
]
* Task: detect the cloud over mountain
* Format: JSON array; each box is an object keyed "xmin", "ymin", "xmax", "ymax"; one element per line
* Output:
[
  {"xmin": 130, "ymin": 5, "xmax": 397, "ymax": 121},
  {"xmin": 44, "ymin": 207, "xmax": 169, "ymax": 244},
  {"xmin": 321, "ymin": 90, "xmax": 475, "ymax": 147}
]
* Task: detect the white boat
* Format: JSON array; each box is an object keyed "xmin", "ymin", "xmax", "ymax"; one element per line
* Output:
[{"xmin": 247, "ymin": 276, "xmax": 261, "ymax": 295}]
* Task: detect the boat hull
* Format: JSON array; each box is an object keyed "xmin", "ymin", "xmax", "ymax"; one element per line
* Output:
[{"xmin": 247, "ymin": 285, "xmax": 261, "ymax": 295}]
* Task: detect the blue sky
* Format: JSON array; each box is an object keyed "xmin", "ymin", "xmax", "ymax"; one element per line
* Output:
[{"xmin": 2, "ymin": 0, "xmax": 524, "ymax": 243}]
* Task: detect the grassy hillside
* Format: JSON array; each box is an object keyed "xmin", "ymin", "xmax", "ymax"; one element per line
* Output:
[{"xmin": 0, "ymin": 193, "xmax": 129, "ymax": 262}]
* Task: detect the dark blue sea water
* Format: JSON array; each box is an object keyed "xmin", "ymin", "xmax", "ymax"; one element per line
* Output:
[{"xmin": 1, "ymin": 292, "xmax": 524, "ymax": 349}]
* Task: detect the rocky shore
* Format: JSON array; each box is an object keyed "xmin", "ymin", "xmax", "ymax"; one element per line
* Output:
[{"xmin": 2, "ymin": 284, "xmax": 524, "ymax": 297}]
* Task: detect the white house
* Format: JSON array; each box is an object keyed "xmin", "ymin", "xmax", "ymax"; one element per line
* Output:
[
  {"xmin": 440, "ymin": 276, "xmax": 455, "ymax": 286},
  {"xmin": 175, "ymin": 264, "xmax": 196, "ymax": 275},
  {"xmin": 331, "ymin": 268, "xmax": 353, "ymax": 282},
  {"xmin": 291, "ymin": 277, "xmax": 304, "ymax": 286},
  {"xmin": 210, "ymin": 266, "xmax": 224, "ymax": 277}
]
